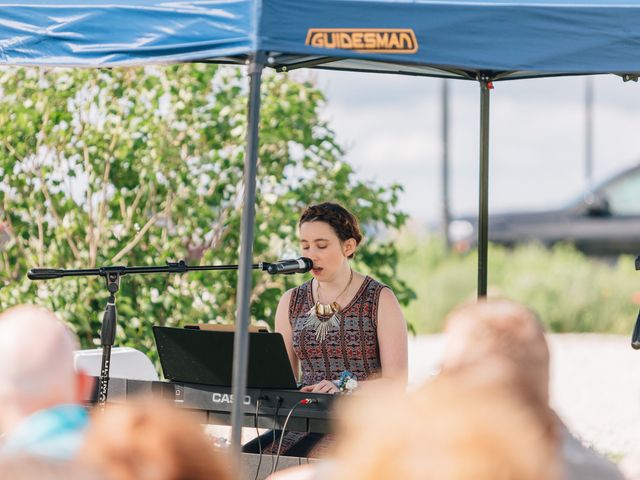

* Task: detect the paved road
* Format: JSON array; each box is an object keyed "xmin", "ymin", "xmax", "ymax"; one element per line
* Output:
[{"xmin": 408, "ymin": 334, "xmax": 640, "ymax": 459}]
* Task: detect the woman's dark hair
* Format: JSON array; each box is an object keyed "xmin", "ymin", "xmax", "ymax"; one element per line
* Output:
[{"xmin": 299, "ymin": 203, "xmax": 363, "ymax": 258}]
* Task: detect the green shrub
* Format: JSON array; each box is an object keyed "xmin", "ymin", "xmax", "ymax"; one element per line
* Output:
[{"xmin": 398, "ymin": 235, "xmax": 639, "ymax": 334}]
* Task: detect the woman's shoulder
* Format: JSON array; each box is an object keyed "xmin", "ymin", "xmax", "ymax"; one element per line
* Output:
[
  {"xmin": 283, "ymin": 278, "xmax": 313, "ymax": 293},
  {"xmin": 279, "ymin": 288, "xmax": 294, "ymax": 304},
  {"xmin": 359, "ymin": 275, "xmax": 399, "ymax": 305},
  {"xmin": 377, "ymin": 284, "xmax": 399, "ymax": 304},
  {"xmin": 360, "ymin": 274, "xmax": 390, "ymax": 293},
  {"xmin": 280, "ymin": 279, "xmax": 313, "ymax": 305}
]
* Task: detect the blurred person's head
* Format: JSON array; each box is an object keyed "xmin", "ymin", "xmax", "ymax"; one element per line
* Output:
[
  {"xmin": 332, "ymin": 362, "xmax": 561, "ymax": 480},
  {"xmin": 0, "ymin": 455, "xmax": 104, "ymax": 480},
  {"xmin": 0, "ymin": 305, "xmax": 93, "ymax": 433},
  {"xmin": 620, "ymin": 449, "xmax": 640, "ymax": 480},
  {"xmin": 78, "ymin": 399, "xmax": 232, "ymax": 480},
  {"xmin": 441, "ymin": 298, "xmax": 550, "ymax": 403}
]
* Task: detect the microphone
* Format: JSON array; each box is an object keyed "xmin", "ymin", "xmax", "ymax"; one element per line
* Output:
[{"xmin": 265, "ymin": 257, "xmax": 313, "ymax": 275}]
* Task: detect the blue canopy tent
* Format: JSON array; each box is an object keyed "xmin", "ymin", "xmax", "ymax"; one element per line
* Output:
[{"xmin": 3, "ymin": 0, "xmax": 640, "ymax": 456}]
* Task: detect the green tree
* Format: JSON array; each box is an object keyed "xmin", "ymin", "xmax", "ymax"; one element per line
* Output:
[{"xmin": 0, "ymin": 65, "xmax": 413, "ymax": 360}]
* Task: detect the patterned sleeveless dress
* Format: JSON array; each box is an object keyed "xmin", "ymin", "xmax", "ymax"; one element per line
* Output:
[
  {"xmin": 290, "ymin": 275, "xmax": 387, "ymax": 386},
  {"xmin": 242, "ymin": 276, "xmax": 388, "ymax": 458}
]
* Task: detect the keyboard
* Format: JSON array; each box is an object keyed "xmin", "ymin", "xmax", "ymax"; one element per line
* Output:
[{"xmin": 99, "ymin": 377, "xmax": 337, "ymax": 434}]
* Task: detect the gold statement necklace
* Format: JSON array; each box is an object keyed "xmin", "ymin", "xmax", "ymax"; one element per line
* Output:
[{"xmin": 304, "ymin": 269, "xmax": 354, "ymax": 343}]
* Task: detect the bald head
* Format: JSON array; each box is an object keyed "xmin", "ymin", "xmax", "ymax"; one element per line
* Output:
[
  {"xmin": 0, "ymin": 305, "xmax": 86, "ymax": 430},
  {"xmin": 441, "ymin": 299, "xmax": 550, "ymax": 403}
]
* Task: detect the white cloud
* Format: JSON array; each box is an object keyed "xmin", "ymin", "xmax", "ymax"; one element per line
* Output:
[{"xmin": 302, "ymin": 70, "xmax": 640, "ymax": 224}]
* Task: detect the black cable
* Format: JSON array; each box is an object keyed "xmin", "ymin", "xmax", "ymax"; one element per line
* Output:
[
  {"xmin": 272, "ymin": 399, "xmax": 316, "ymax": 474},
  {"xmin": 253, "ymin": 398, "xmax": 263, "ymax": 480},
  {"xmin": 270, "ymin": 398, "xmax": 282, "ymax": 474}
]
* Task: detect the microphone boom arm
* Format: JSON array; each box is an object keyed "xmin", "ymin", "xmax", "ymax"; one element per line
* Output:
[{"xmin": 28, "ymin": 260, "xmax": 269, "ymax": 281}]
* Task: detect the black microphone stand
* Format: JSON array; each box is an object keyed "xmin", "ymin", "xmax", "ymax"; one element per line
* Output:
[
  {"xmin": 632, "ymin": 256, "xmax": 640, "ymax": 350},
  {"xmin": 27, "ymin": 260, "xmax": 279, "ymax": 407},
  {"xmin": 99, "ymin": 270, "xmax": 119, "ymax": 408}
]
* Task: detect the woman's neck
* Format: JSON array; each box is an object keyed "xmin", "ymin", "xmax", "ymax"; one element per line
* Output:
[
  {"xmin": 321, "ymin": 263, "xmax": 352, "ymax": 286},
  {"xmin": 316, "ymin": 263, "xmax": 353, "ymax": 301}
]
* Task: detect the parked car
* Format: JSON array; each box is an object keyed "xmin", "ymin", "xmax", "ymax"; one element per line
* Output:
[{"xmin": 449, "ymin": 162, "xmax": 640, "ymax": 256}]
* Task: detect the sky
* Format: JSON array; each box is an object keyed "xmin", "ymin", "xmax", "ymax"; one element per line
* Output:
[{"xmin": 294, "ymin": 70, "xmax": 640, "ymax": 227}]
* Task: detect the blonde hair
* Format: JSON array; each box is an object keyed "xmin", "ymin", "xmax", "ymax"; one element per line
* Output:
[
  {"xmin": 441, "ymin": 298, "xmax": 550, "ymax": 403},
  {"xmin": 77, "ymin": 399, "xmax": 232, "ymax": 480},
  {"xmin": 0, "ymin": 456, "xmax": 104, "ymax": 480},
  {"xmin": 332, "ymin": 363, "xmax": 561, "ymax": 480}
]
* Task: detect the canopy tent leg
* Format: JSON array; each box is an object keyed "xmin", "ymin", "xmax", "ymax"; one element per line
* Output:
[
  {"xmin": 230, "ymin": 53, "xmax": 265, "ymax": 458},
  {"xmin": 477, "ymin": 78, "xmax": 491, "ymax": 298}
]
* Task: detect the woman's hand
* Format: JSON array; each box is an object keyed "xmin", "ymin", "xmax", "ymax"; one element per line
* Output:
[{"xmin": 300, "ymin": 380, "xmax": 339, "ymax": 394}]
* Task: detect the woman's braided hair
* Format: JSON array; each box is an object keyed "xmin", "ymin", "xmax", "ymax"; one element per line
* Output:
[{"xmin": 299, "ymin": 202, "xmax": 363, "ymax": 258}]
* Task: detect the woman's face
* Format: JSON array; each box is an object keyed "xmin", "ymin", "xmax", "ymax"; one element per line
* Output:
[{"xmin": 299, "ymin": 221, "xmax": 355, "ymax": 281}]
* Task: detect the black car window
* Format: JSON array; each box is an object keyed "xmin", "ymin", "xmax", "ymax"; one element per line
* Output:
[{"xmin": 602, "ymin": 168, "xmax": 640, "ymax": 216}]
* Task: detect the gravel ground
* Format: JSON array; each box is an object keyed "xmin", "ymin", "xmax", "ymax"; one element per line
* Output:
[{"xmin": 408, "ymin": 334, "xmax": 640, "ymax": 460}]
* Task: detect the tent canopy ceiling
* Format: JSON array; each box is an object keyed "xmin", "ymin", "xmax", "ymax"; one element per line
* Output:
[{"xmin": 2, "ymin": 0, "xmax": 640, "ymax": 81}]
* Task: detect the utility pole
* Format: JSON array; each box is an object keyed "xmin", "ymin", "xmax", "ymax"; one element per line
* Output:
[
  {"xmin": 441, "ymin": 79, "xmax": 451, "ymax": 248},
  {"xmin": 585, "ymin": 77, "xmax": 594, "ymax": 190}
]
